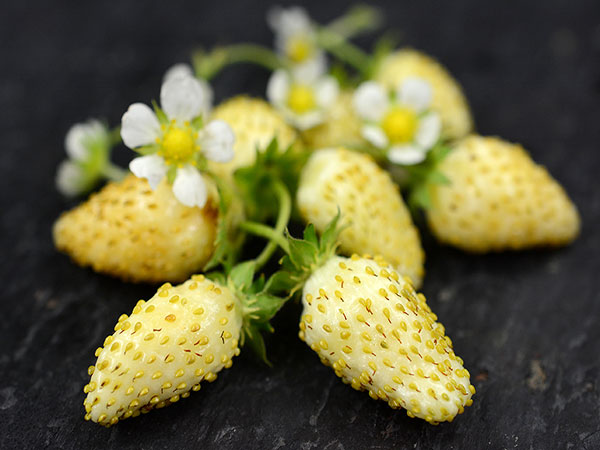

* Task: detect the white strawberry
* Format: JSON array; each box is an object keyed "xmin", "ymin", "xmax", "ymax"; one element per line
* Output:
[
  {"xmin": 268, "ymin": 220, "xmax": 474, "ymax": 424},
  {"xmin": 84, "ymin": 263, "xmax": 285, "ymax": 426}
]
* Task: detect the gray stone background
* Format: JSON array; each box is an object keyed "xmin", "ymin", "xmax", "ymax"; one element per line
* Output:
[{"xmin": 1, "ymin": 0, "xmax": 599, "ymax": 449}]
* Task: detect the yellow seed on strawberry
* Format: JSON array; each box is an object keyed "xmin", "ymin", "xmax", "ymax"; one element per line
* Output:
[
  {"xmin": 297, "ymin": 147, "xmax": 425, "ymax": 287},
  {"xmin": 427, "ymin": 135, "xmax": 580, "ymax": 252},
  {"xmin": 83, "ymin": 276, "xmax": 242, "ymax": 426},
  {"xmin": 53, "ymin": 174, "xmax": 218, "ymax": 283},
  {"xmin": 301, "ymin": 255, "xmax": 474, "ymax": 424}
]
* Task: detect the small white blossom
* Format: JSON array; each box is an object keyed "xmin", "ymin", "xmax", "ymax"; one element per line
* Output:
[
  {"xmin": 353, "ymin": 78, "xmax": 441, "ymax": 165},
  {"xmin": 56, "ymin": 119, "xmax": 111, "ymax": 197},
  {"xmin": 267, "ymin": 68, "xmax": 339, "ymax": 130},
  {"xmin": 163, "ymin": 63, "xmax": 214, "ymax": 118},
  {"xmin": 267, "ymin": 6, "xmax": 326, "ymax": 78},
  {"xmin": 121, "ymin": 73, "xmax": 234, "ymax": 208}
]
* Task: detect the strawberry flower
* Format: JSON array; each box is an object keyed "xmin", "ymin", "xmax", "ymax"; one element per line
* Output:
[
  {"xmin": 353, "ymin": 78, "xmax": 441, "ymax": 165},
  {"xmin": 267, "ymin": 67, "xmax": 339, "ymax": 130},
  {"xmin": 267, "ymin": 6, "xmax": 326, "ymax": 79},
  {"xmin": 56, "ymin": 120, "xmax": 124, "ymax": 197},
  {"xmin": 121, "ymin": 73, "xmax": 234, "ymax": 208}
]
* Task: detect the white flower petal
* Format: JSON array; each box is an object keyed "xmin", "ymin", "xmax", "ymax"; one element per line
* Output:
[
  {"xmin": 388, "ymin": 144, "xmax": 427, "ymax": 165},
  {"xmin": 315, "ymin": 76, "xmax": 339, "ymax": 109},
  {"xmin": 266, "ymin": 70, "xmax": 290, "ymax": 107},
  {"xmin": 200, "ymin": 120, "xmax": 235, "ymax": 163},
  {"xmin": 287, "ymin": 110, "xmax": 325, "ymax": 130},
  {"xmin": 160, "ymin": 75, "xmax": 206, "ymax": 122},
  {"xmin": 65, "ymin": 124, "xmax": 91, "ymax": 161},
  {"xmin": 129, "ymin": 154, "xmax": 168, "ymax": 189},
  {"xmin": 353, "ymin": 81, "xmax": 389, "ymax": 122},
  {"xmin": 267, "ymin": 6, "xmax": 312, "ymax": 36},
  {"xmin": 121, "ymin": 103, "xmax": 161, "ymax": 149},
  {"xmin": 172, "ymin": 166, "xmax": 207, "ymax": 208},
  {"xmin": 415, "ymin": 113, "xmax": 441, "ymax": 150},
  {"xmin": 398, "ymin": 78, "xmax": 432, "ymax": 112},
  {"xmin": 361, "ymin": 125, "xmax": 389, "ymax": 148},
  {"xmin": 163, "ymin": 63, "xmax": 194, "ymax": 82},
  {"xmin": 291, "ymin": 52, "xmax": 327, "ymax": 82},
  {"xmin": 56, "ymin": 161, "xmax": 87, "ymax": 197}
]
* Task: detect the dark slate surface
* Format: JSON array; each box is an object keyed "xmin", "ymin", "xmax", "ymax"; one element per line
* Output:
[{"xmin": 1, "ymin": 0, "xmax": 599, "ymax": 448}]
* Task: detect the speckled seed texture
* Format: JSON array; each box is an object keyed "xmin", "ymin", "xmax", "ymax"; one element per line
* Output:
[
  {"xmin": 83, "ymin": 276, "xmax": 242, "ymax": 426},
  {"xmin": 297, "ymin": 147, "xmax": 425, "ymax": 287},
  {"xmin": 427, "ymin": 135, "xmax": 580, "ymax": 252},
  {"xmin": 300, "ymin": 255, "xmax": 474, "ymax": 424},
  {"xmin": 53, "ymin": 174, "xmax": 218, "ymax": 283}
]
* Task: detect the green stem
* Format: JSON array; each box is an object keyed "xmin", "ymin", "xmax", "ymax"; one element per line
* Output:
[
  {"xmin": 240, "ymin": 221, "xmax": 290, "ymax": 258},
  {"xmin": 326, "ymin": 5, "xmax": 382, "ymax": 39},
  {"xmin": 251, "ymin": 181, "xmax": 292, "ymax": 269},
  {"xmin": 193, "ymin": 44, "xmax": 285, "ymax": 81},
  {"xmin": 109, "ymin": 126, "xmax": 122, "ymax": 146},
  {"xmin": 102, "ymin": 162, "xmax": 128, "ymax": 182},
  {"xmin": 316, "ymin": 27, "xmax": 372, "ymax": 76}
]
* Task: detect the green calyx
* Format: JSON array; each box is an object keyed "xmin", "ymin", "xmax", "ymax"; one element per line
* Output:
[
  {"xmin": 392, "ymin": 142, "xmax": 453, "ymax": 214},
  {"xmin": 266, "ymin": 213, "xmax": 342, "ymax": 299},
  {"xmin": 234, "ymin": 137, "xmax": 306, "ymax": 223},
  {"xmin": 207, "ymin": 260, "xmax": 287, "ymax": 366}
]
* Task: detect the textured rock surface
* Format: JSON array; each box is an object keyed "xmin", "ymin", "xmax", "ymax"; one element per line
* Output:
[{"xmin": 1, "ymin": 0, "xmax": 599, "ymax": 449}]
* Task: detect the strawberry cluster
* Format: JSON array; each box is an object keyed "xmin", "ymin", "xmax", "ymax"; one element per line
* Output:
[{"xmin": 53, "ymin": 4, "xmax": 579, "ymax": 428}]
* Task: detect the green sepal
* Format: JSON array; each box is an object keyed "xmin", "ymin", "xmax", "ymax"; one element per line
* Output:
[
  {"xmin": 234, "ymin": 137, "xmax": 307, "ymax": 223},
  {"xmin": 166, "ymin": 165, "xmax": 178, "ymax": 184},
  {"xmin": 266, "ymin": 213, "xmax": 343, "ymax": 299},
  {"xmin": 191, "ymin": 115, "xmax": 204, "ymax": 130},
  {"xmin": 203, "ymin": 175, "xmax": 245, "ymax": 272},
  {"xmin": 152, "ymin": 100, "xmax": 169, "ymax": 125},
  {"xmin": 393, "ymin": 141, "xmax": 453, "ymax": 215},
  {"xmin": 222, "ymin": 260, "xmax": 288, "ymax": 366}
]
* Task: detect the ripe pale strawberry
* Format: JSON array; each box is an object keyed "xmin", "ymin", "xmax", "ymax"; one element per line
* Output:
[
  {"xmin": 207, "ymin": 96, "xmax": 299, "ymax": 180},
  {"xmin": 297, "ymin": 147, "xmax": 425, "ymax": 287},
  {"xmin": 83, "ymin": 275, "xmax": 242, "ymax": 426},
  {"xmin": 373, "ymin": 48, "xmax": 473, "ymax": 141},
  {"xmin": 300, "ymin": 90, "xmax": 364, "ymax": 149},
  {"xmin": 299, "ymin": 254, "xmax": 474, "ymax": 424},
  {"xmin": 426, "ymin": 135, "xmax": 580, "ymax": 252},
  {"xmin": 53, "ymin": 174, "xmax": 218, "ymax": 283}
]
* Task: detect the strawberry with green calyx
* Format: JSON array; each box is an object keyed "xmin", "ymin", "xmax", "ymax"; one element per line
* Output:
[
  {"xmin": 297, "ymin": 147, "xmax": 425, "ymax": 288},
  {"xmin": 261, "ymin": 217, "xmax": 474, "ymax": 424},
  {"xmin": 84, "ymin": 254, "xmax": 289, "ymax": 426},
  {"xmin": 206, "ymin": 96, "xmax": 300, "ymax": 184},
  {"xmin": 234, "ymin": 137, "xmax": 306, "ymax": 224},
  {"xmin": 423, "ymin": 135, "xmax": 580, "ymax": 252}
]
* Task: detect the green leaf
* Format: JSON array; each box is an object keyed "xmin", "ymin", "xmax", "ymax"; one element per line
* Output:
[
  {"xmin": 243, "ymin": 323, "xmax": 270, "ymax": 366},
  {"xmin": 319, "ymin": 210, "xmax": 342, "ymax": 255},
  {"xmin": 427, "ymin": 169, "xmax": 450, "ymax": 186},
  {"xmin": 303, "ymin": 223, "xmax": 318, "ymax": 247},
  {"xmin": 287, "ymin": 234, "xmax": 319, "ymax": 270},
  {"xmin": 228, "ymin": 261, "xmax": 255, "ymax": 291},
  {"xmin": 252, "ymin": 293, "xmax": 288, "ymax": 323}
]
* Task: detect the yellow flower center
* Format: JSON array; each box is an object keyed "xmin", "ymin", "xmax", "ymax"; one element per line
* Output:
[
  {"xmin": 381, "ymin": 107, "xmax": 418, "ymax": 143},
  {"xmin": 286, "ymin": 35, "xmax": 312, "ymax": 63},
  {"xmin": 287, "ymin": 84, "xmax": 316, "ymax": 114},
  {"xmin": 160, "ymin": 125, "xmax": 197, "ymax": 164}
]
